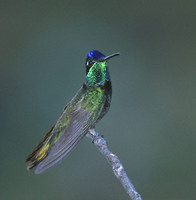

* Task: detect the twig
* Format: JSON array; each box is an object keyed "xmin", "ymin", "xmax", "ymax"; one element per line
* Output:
[{"xmin": 86, "ymin": 129, "xmax": 142, "ymax": 200}]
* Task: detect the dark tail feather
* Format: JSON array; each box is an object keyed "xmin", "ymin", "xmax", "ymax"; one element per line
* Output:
[{"xmin": 25, "ymin": 123, "xmax": 55, "ymax": 169}]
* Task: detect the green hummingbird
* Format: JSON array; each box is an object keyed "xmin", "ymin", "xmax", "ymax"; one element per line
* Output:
[{"xmin": 26, "ymin": 50, "xmax": 120, "ymax": 174}]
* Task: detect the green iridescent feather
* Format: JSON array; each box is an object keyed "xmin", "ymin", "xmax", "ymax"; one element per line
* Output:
[{"xmin": 86, "ymin": 61, "xmax": 110, "ymax": 85}]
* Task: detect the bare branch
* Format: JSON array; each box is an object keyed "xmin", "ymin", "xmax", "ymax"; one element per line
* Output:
[{"xmin": 86, "ymin": 129, "xmax": 142, "ymax": 200}]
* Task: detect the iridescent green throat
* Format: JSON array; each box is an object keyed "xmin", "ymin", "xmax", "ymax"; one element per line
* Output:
[{"xmin": 86, "ymin": 61, "xmax": 111, "ymax": 86}]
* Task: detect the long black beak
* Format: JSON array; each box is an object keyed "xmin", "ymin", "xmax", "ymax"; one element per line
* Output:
[{"xmin": 98, "ymin": 52, "xmax": 120, "ymax": 62}]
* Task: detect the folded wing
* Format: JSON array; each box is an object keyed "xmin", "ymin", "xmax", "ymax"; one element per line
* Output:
[{"xmin": 34, "ymin": 107, "xmax": 93, "ymax": 174}]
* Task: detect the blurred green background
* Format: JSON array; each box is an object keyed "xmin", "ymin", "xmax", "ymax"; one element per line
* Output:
[{"xmin": 0, "ymin": 1, "xmax": 195, "ymax": 199}]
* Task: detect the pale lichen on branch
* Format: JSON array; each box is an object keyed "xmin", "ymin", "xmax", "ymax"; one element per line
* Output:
[{"xmin": 86, "ymin": 129, "xmax": 142, "ymax": 200}]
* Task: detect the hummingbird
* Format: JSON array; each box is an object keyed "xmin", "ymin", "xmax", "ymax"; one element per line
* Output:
[{"xmin": 26, "ymin": 50, "xmax": 120, "ymax": 174}]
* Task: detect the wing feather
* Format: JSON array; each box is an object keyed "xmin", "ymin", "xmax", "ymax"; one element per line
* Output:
[
  {"xmin": 26, "ymin": 85, "xmax": 105, "ymax": 174},
  {"xmin": 26, "ymin": 105, "xmax": 68, "ymax": 164},
  {"xmin": 34, "ymin": 107, "xmax": 94, "ymax": 174}
]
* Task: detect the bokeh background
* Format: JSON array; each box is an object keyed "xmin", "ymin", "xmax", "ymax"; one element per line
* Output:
[{"xmin": 0, "ymin": 1, "xmax": 195, "ymax": 199}]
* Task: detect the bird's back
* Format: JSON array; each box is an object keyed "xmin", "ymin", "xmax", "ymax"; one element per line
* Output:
[{"xmin": 26, "ymin": 83, "xmax": 108, "ymax": 173}]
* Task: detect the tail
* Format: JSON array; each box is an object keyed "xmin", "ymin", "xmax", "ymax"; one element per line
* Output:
[{"xmin": 26, "ymin": 124, "xmax": 55, "ymax": 170}]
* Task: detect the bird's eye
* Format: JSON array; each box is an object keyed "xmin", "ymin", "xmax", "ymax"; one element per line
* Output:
[
  {"xmin": 86, "ymin": 59, "xmax": 95, "ymax": 74},
  {"xmin": 86, "ymin": 60, "xmax": 94, "ymax": 66}
]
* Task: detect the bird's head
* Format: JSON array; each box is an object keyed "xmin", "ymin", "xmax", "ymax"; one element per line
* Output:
[{"xmin": 85, "ymin": 50, "xmax": 120, "ymax": 74}]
